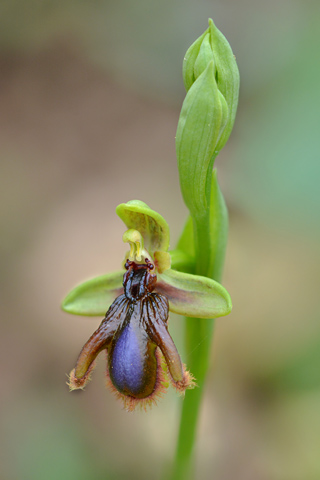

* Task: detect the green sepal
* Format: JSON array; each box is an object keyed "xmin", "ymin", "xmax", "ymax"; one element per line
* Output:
[
  {"xmin": 116, "ymin": 200, "xmax": 170, "ymax": 253},
  {"xmin": 61, "ymin": 270, "xmax": 124, "ymax": 316},
  {"xmin": 156, "ymin": 268, "xmax": 232, "ymax": 318},
  {"xmin": 176, "ymin": 60, "xmax": 226, "ymax": 217}
]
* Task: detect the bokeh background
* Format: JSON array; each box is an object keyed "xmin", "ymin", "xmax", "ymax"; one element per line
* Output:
[{"xmin": 1, "ymin": 1, "xmax": 320, "ymax": 479}]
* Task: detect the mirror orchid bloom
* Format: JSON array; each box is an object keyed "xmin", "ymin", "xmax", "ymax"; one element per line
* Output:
[{"xmin": 62, "ymin": 201, "xmax": 232, "ymax": 411}]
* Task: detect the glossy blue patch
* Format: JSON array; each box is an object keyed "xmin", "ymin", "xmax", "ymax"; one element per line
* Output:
[{"xmin": 110, "ymin": 324, "xmax": 144, "ymax": 395}]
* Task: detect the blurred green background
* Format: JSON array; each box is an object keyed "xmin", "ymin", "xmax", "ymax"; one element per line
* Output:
[{"xmin": 1, "ymin": 1, "xmax": 320, "ymax": 479}]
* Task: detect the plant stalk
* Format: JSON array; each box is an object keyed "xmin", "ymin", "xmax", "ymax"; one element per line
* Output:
[{"xmin": 170, "ymin": 172, "xmax": 228, "ymax": 479}]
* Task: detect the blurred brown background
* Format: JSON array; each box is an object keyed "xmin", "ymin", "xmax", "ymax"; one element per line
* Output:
[{"xmin": 1, "ymin": 1, "xmax": 320, "ymax": 479}]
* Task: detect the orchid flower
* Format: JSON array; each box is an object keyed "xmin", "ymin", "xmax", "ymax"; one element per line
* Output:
[{"xmin": 62, "ymin": 200, "xmax": 232, "ymax": 411}]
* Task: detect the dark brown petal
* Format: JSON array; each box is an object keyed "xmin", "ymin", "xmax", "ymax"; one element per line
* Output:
[
  {"xmin": 142, "ymin": 294, "xmax": 185, "ymax": 384},
  {"xmin": 72, "ymin": 295, "xmax": 130, "ymax": 383}
]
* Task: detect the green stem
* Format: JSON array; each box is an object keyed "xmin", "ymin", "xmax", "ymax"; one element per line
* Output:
[
  {"xmin": 171, "ymin": 317, "xmax": 214, "ymax": 480},
  {"xmin": 170, "ymin": 170, "xmax": 228, "ymax": 479}
]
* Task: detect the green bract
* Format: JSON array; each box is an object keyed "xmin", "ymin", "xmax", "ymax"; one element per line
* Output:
[
  {"xmin": 176, "ymin": 18, "xmax": 239, "ymax": 219},
  {"xmin": 61, "ymin": 201, "xmax": 232, "ymax": 319},
  {"xmin": 177, "ymin": 169, "xmax": 228, "ymax": 280}
]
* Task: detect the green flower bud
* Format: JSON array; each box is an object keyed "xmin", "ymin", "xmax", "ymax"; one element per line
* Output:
[
  {"xmin": 176, "ymin": 19, "xmax": 239, "ymax": 218},
  {"xmin": 183, "ymin": 19, "xmax": 239, "ymax": 149}
]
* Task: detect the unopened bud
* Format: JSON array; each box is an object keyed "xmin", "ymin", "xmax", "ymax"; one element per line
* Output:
[{"xmin": 176, "ymin": 19, "xmax": 239, "ymax": 217}]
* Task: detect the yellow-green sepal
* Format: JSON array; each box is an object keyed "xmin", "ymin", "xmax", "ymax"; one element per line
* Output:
[
  {"xmin": 156, "ymin": 269, "xmax": 232, "ymax": 318},
  {"xmin": 61, "ymin": 270, "xmax": 124, "ymax": 316},
  {"xmin": 116, "ymin": 200, "xmax": 170, "ymax": 253}
]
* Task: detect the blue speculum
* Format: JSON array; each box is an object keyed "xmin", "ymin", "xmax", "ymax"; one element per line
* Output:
[
  {"xmin": 109, "ymin": 313, "xmax": 157, "ymax": 398},
  {"xmin": 68, "ymin": 259, "xmax": 194, "ymax": 410},
  {"xmin": 110, "ymin": 322, "xmax": 145, "ymax": 395}
]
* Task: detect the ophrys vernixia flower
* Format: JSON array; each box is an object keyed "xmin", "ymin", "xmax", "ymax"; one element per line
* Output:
[{"xmin": 62, "ymin": 201, "xmax": 232, "ymax": 411}]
